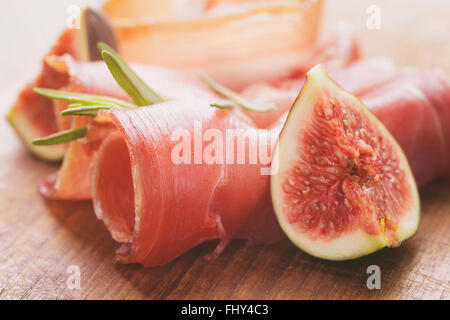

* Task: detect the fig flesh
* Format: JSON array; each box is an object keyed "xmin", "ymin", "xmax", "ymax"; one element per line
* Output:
[{"xmin": 271, "ymin": 65, "xmax": 420, "ymax": 260}]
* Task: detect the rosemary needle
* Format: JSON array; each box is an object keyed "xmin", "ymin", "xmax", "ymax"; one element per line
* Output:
[
  {"xmin": 61, "ymin": 105, "xmax": 119, "ymax": 116},
  {"xmin": 199, "ymin": 72, "xmax": 275, "ymax": 112},
  {"xmin": 98, "ymin": 42, "xmax": 164, "ymax": 106},
  {"xmin": 34, "ymin": 88, "xmax": 135, "ymax": 109},
  {"xmin": 32, "ymin": 126, "xmax": 88, "ymax": 146}
]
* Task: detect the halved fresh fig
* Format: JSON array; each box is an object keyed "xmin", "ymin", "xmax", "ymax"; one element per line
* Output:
[
  {"xmin": 6, "ymin": 7, "xmax": 117, "ymax": 162},
  {"xmin": 271, "ymin": 65, "xmax": 420, "ymax": 260}
]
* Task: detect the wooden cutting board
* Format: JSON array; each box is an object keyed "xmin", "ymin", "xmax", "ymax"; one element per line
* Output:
[{"xmin": 0, "ymin": 0, "xmax": 448, "ymax": 299}]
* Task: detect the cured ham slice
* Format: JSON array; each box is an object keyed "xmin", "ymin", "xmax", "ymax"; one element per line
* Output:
[
  {"xmin": 40, "ymin": 56, "xmax": 218, "ymax": 199},
  {"xmin": 241, "ymin": 57, "xmax": 398, "ymax": 128},
  {"xmin": 328, "ymin": 56, "xmax": 397, "ymax": 96},
  {"xmin": 91, "ymin": 99, "xmax": 284, "ymax": 266},
  {"xmin": 8, "ymin": 1, "xmax": 322, "ymax": 161},
  {"xmin": 288, "ymin": 21, "xmax": 361, "ymax": 78},
  {"xmin": 360, "ymin": 68, "xmax": 450, "ymax": 186},
  {"xmin": 103, "ymin": 0, "xmax": 323, "ymax": 90}
]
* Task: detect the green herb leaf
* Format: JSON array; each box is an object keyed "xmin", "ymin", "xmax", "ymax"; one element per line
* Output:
[
  {"xmin": 98, "ymin": 42, "xmax": 163, "ymax": 106},
  {"xmin": 199, "ymin": 72, "xmax": 275, "ymax": 112},
  {"xmin": 210, "ymin": 99, "xmax": 237, "ymax": 109},
  {"xmin": 210, "ymin": 103, "xmax": 235, "ymax": 109},
  {"xmin": 34, "ymin": 88, "xmax": 135, "ymax": 109},
  {"xmin": 61, "ymin": 105, "xmax": 119, "ymax": 116},
  {"xmin": 32, "ymin": 126, "xmax": 88, "ymax": 146},
  {"xmin": 67, "ymin": 103, "xmax": 85, "ymax": 108}
]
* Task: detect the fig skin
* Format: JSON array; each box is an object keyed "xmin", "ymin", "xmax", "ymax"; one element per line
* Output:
[
  {"xmin": 72, "ymin": 7, "xmax": 119, "ymax": 62},
  {"xmin": 270, "ymin": 65, "xmax": 420, "ymax": 261},
  {"xmin": 83, "ymin": 8, "xmax": 118, "ymax": 61}
]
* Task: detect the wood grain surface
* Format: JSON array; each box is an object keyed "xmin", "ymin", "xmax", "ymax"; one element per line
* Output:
[{"xmin": 0, "ymin": 0, "xmax": 449, "ymax": 300}]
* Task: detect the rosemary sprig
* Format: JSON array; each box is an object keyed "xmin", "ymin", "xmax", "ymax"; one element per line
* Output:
[
  {"xmin": 61, "ymin": 105, "xmax": 120, "ymax": 116},
  {"xmin": 34, "ymin": 88, "xmax": 135, "ymax": 109},
  {"xmin": 32, "ymin": 126, "xmax": 88, "ymax": 146},
  {"xmin": 32, "ymin": 42, "xmax": 166, "ymax": 146},
  {"xmin": 98, "ymin": 42, "xmax": 164, "ymax": 106},
  {"xmin": 199, "ymin": 72, "xmax": 275, "ymax": 112}
]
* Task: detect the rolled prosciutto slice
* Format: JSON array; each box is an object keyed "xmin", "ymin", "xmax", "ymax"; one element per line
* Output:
[
  {"xmin": 103, "ymin": 0, "xmax": 323, "ymax": 90},
  {"xmin": 91, "ymin": 99, "xmax": 284, "ymax": 266},
  {"xmin": 8, "ymin": 1, "xmax": 322, "ymax": 162},
  {"xmin": 40, "ymin": 55, "xmax": 218, "ymax": 199},
  {"xmin": 241, "ymin": 57, "xmax": 397, "ymax": 128},
  {"xmin": 360, "ymin": 68, "xmax": 450, "ymax": 186}
]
